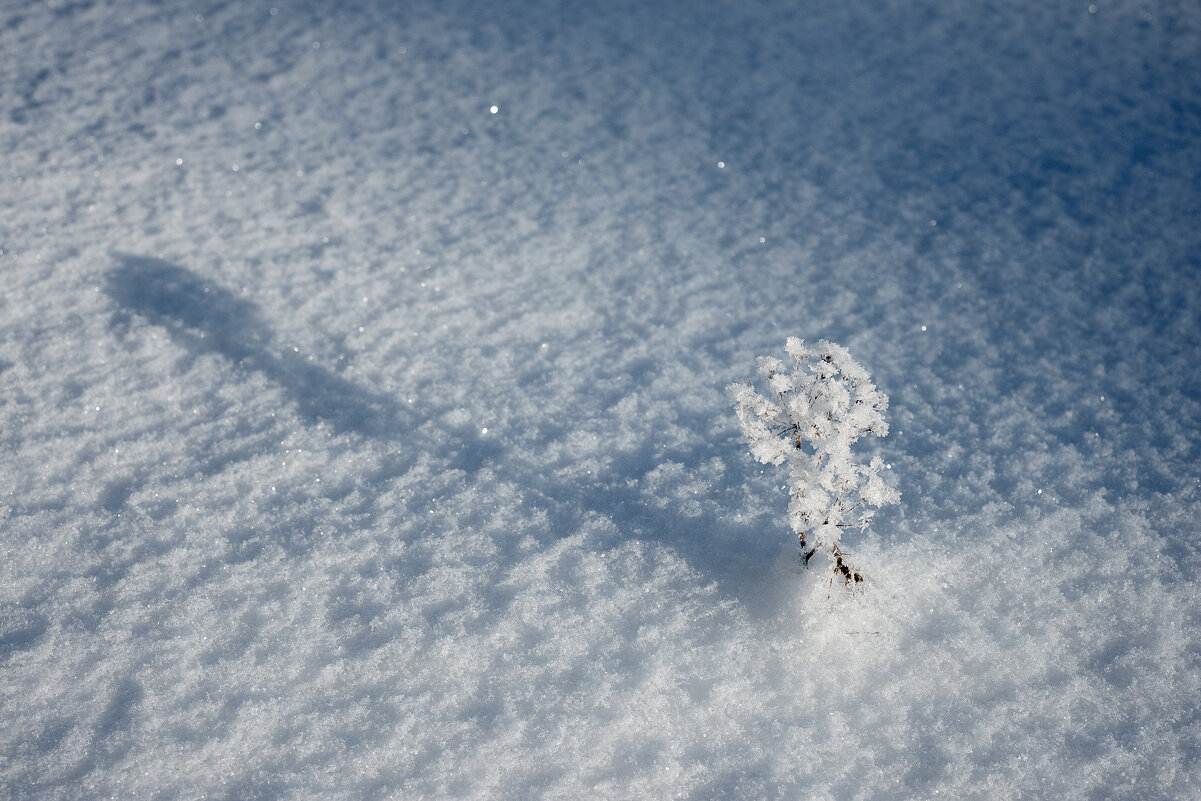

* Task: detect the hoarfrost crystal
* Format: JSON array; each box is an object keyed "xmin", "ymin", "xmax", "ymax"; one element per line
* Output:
[{"xmin": 727, "ymin": 338, "xmax": 899, "ymax": 583}]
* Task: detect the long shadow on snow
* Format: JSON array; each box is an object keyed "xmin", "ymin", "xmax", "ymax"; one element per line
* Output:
[
  {"xmin": 105, "ymin": 255, "xmax": 504, "ymax": 480},
  {"xmin": 103, "ymin": 254, "xmax": 776, "ymax": 609},
  {"xmin": 106, "ymin": 254, "xmax": 403, "ymax": 439}
]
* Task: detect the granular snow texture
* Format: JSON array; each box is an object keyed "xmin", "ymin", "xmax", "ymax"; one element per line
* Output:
[{"xmin": 2, "ymin": 1, "xmax": 1200, "ymax": 798}]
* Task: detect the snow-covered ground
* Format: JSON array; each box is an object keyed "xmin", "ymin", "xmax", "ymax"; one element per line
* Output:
[{"xmin": 3, "ymin": 0, "xmax": 1200, "ymax": 797}]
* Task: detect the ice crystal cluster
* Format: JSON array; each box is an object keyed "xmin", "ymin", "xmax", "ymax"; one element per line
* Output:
[{"xmin": 727, "ymin": 338, "xmax": 899, "ymax": 580}]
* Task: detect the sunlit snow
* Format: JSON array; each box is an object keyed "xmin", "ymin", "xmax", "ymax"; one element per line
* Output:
[{"xmin": 2, "ymin": 0, "xmax": 1200, "ymax": 798}]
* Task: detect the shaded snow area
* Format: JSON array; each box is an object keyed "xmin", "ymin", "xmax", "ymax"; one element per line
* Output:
[{"xmin": 4, "ymin": 0, "xmax": 1201, "ymax": 798}]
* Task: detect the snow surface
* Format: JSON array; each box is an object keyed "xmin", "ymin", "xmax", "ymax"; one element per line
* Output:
[{"xmin": 2, "ymin": 0, "xmax": 1200, "ymax": 798}]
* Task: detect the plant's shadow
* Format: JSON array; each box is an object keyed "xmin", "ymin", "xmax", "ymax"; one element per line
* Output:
[
  {"xmin": 102, "ymin": 253, "xmax": 772, "ymax": 607},
  {"xmin": 106, "ymin": 254, "xmax": 405, "ymax": 440}
]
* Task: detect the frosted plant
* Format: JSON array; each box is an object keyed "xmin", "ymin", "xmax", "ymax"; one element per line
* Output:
[{"xmin": 727, "ymin": 338, "xmax": 899, "ymax": 583}]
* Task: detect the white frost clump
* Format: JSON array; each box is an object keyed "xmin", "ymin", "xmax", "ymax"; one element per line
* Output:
[{"xmin": 727, "ymin": 338, "xmax": 899, "ymax": 583}]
